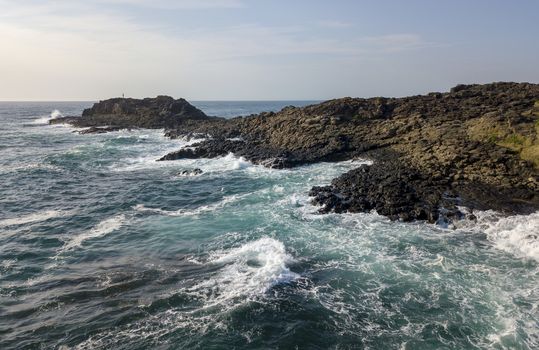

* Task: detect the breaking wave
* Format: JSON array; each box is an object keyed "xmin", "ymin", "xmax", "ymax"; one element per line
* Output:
[
  {"xmin": 466, "ymin": 210, "xmax": 539, "ymax": 262},
  {"xmin": 71, "ymin": 237, "xmax": 298, "ymax": 349},
  {"xmin": 31, "ymin": 109, "xmax": 63, "ymax": 125},
  {"xmin": 204, "ymin": 237, "xmax": 299, "ymax": 301}
]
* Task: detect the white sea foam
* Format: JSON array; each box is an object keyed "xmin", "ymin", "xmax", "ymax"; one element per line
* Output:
[
  {"xmin": 273, "ymin": 185, "xmax": 284, "ymax": 193},
  {"xmin": 470, "ymin": 211, "xmax": 539, "ymax": 262},
  {"xmin": 0, "ymin": 162, "xmax": 61, "ymax": 174},
  {"xmin": 134, "ymin": 194, "xmax": 243, "ymax": 217},
  {"xmin": 71, "ymin": 238, "xmax": 298, "ymax": 349},
  {"xmin": 0, "ymin": 210, "xmax": 67, "ymax": 228},
  {"xmin": 200, "ymin": 152, "xmax": 253, "ymax": 172},
  {"xmin": 60, "ymin": 214, "xmax": 126, "ymax": 252},
  {"xmin": 228, "ymin": 154, "xmax": 251, "ymax": 170},
  {"xmin": 226, "ymin": 137, "xmax": 244, "ymax": 141},
  {"xmin": 108, "ymin": 146, "xmax": 258, "ymax": 174},
  {"xmin": 72, "ymin": 312, "xmax": 221, "ymax": 350},
  {"xmin": 109, "ymin": 155, "xmax": 172, "ymax": 172},
  {"xmin": 31, "ymin": 109, "xmax": 63, "ymax": 125},
  {"xmin": 184, "ymin": 237, "xmax": 298, "ymax": 308},
  {"xmin": 108, "ymin": 136, "xmax": 205, "ymax": 172}
]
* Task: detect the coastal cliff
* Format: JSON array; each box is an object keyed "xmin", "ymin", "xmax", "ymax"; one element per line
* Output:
[{"xmin": 53, "ymin": 82, "xmax": 539, "ymax": 223}]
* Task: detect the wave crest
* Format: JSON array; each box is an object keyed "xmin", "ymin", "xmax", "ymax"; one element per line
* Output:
[
  {"xmin": 184, "ymin": 237, "xmax": 298, "ymax": 308},
  {"xmin": 481, "ymin": 211, "xmax": 539, "ymax": 262},
  {"xmin": 31, "ymin": 109, "xmax": 63, "ymax": 125},
  {"xmin": 457, "ymin": 210, "xmax": 539, "ymax": 262}
]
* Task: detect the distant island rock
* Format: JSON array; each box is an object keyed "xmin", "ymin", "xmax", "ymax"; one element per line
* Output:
[
  {"xmin": 50, "ymin": 95, "xmax": 213, "ymax": 130},
  {"xmin": 52, "ymin": 82, "xmax": 539, "ymax": 223}
]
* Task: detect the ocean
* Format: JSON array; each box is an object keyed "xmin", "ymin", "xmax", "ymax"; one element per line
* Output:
[{"xmin": 0, "ymin": 101, "xmax": 538, "ymax": 349}]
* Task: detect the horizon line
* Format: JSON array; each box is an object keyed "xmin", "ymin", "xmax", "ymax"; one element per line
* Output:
[
  {"xmin": 1, "ymin": 81, "xmax": 534, "ymax": 103},
  {"xmin": 0, "ymin": 99, "xmax": 325, "ymax": 103}
]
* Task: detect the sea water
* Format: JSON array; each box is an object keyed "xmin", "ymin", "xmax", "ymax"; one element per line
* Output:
[{"xmin": 0, "ymin": 101, "xmax": 538, "ymax": 349}]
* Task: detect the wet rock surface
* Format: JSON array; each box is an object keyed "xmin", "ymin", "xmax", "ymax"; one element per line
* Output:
[
  {"xmin": 177, "ymin": 168, "xmax": 203, "ymax": 176},
  {"xmin": 77, "ymin": 126, "xmax": 127, "ymax": 134},
  {"xmin": 55, "ymin": 83, "xmax": 539, "ymax": 222},
  {"xmin": 309, "ymin": 158, "xmax": 452, "ymax": 222}
]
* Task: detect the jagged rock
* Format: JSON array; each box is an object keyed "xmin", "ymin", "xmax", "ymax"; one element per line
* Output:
[{"xmin": 309, "ymin": 158, "xmax": 462, "ymax": 223}]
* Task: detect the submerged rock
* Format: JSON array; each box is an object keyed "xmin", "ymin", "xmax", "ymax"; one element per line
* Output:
[{"xmin": 177, "ymin": 168, "xmax": 203, "ymax": 176}]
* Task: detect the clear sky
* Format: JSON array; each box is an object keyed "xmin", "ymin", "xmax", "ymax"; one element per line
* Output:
[{"xmin": 1, "ymin": 0, "xmax": 538, "ymax": 101}]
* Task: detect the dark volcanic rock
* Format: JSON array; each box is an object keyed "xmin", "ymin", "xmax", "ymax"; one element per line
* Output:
[
  {"xmin": 158, "ymin": 138, "xmax": 311, "ymax": 169},
  {"xmin": 177, "ymin": 168, "xmax": 203, "ymax": 176},
  {"xmin": 51, "ymin": 96, "xmax": 214, "ymax": 130},
  {"xmin": 53, "ymin": 83, "xmax": 539, "ymax": 222},
  {"xmin": 158, "ymin": 140, "xmax": 244, "ymax": 161},
  {"xmin": 159, "ymin": 82, "xmax": 539, "ymax": 222},
  {"xmin": 310, "ymin": 159, "xmax": 459, "ymax": 223},
  {"xmin": 78, "ymin": 126, "xmax": 126, "ymax": 134}
]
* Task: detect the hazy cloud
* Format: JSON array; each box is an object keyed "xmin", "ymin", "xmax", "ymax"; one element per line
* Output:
[
  {"xmin": 2, "ymin": 0, "xmax": 532, "ymax": 100},
  {"xmin": 317, "ymin": 20, "xmax": 353, "ymax": 28},
  {"xmin": 97, "ymin": 0, "xmax": 244, "ymax": 9}
]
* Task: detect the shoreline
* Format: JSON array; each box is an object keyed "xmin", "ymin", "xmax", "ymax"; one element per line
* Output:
[{"xmin": 50, "ymin": 82, "xmax": 539, "ymax": 223}]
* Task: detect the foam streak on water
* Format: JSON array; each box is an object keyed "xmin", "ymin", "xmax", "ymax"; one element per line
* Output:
[
  {"xmin": 60, "ymin": 214, "xmax": 126, "ymax": 252},
  {"xmin": 0, "ymin": 210, "xmax": 66, "ymax": 228},
  {"xmin": 1, "ymin": 102, "xmax": 538, "ymax": 350}
]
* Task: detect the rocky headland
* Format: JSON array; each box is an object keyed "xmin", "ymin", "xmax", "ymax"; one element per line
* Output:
[
  {"xmin": 52, "ymin": 82, "xmax": 539, "ymax": 223},
  {"xmin": 50, "ymin": 95, "xmax": 211, "ymax": 130}
]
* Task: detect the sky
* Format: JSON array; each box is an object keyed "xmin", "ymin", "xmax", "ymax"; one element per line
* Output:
[{"xmin": 1, "ymin": 0, "xmax": 538, "ymax": 101}]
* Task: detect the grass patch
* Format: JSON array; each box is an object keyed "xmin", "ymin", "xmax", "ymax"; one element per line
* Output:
[
  {"xmin": 486, "ymin": 132, "xmax": 499, "ymax": 143},
  {"xmin": 497, "ymin": 133, "xmax": 539, "ymax": 167},
  {"xmin": 503, "ymin": 133, "xmax": 526, "ymax": 146},
  {"xmin": 467, "ymin": 115, "xmax": 539, "ymax": 168},
  {"xmin": 521, "ymin": 145, "xmax": 539, "ymax": 168}
]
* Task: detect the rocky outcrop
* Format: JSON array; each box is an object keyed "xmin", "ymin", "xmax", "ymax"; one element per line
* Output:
[
  {"xmin": 51, "ymin": 83, "xmax": 539, "ymax": 223},
  {"xmin": 309, "ymin": 158, "xmax": 455, "ymax": 223},
  {"xmin": 50, "ymin": 96, "xmax": 214, "ymax": 129},
  {"xmin": 309, "ymin": 151, "xmax": 537, "ymax": 224},
  {"xmin": 157, "ymin": 139, "xmax": 322, "ymax": 168},
  {"xmin": 78, "ymin": 126, "xmax": 126, "ymax": 134},
  {"xmin": 160, "ymin": 82, "xmax": 539, "ymax": 222}
]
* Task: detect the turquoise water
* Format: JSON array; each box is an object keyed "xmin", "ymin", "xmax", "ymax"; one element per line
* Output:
[{"xmin": 0, "ymin": 102, "xmax": 538, "ymax": 349}]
